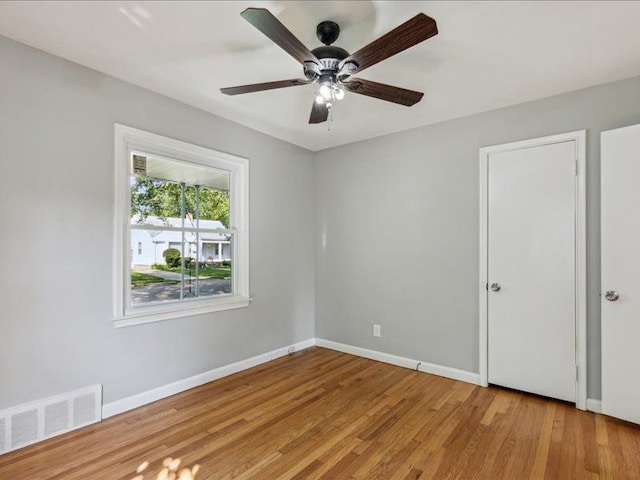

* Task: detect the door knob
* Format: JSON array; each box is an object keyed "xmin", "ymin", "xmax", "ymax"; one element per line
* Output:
[
  {"xmin": 490, "ymin": 283, "xmax": 501, "ymax": 292},
  {"xmin": 605, "ymin": 290, "xmax": 619, "ymax": 302}
]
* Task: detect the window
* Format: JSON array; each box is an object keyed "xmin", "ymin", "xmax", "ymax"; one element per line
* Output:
[{"xmin": 114, "ymin": 125, "xmax": 249, "ymax": 327}]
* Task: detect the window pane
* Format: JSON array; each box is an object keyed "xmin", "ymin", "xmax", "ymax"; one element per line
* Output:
[
  {"xmin": 130, "ymin": 155, "xmax": 230, "ymax": 228},
  {"xmin": 129, "ymin": 230, "xmax": 232, "ymax": 305},
  {"xmin": 130, "ymin": 229, "xmax": 181, "ymax": 305},
  {"xmin": 199, "ymin": 187, "xmax": 230, "ymax": 228},
  {"xmin": 199, "ymin": 235, "xmax": 232, "ymax": 298}
]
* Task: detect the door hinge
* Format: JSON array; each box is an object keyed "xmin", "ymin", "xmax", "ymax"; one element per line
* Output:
[
  {"xmin": 574, "ymin": 159, "xmax": 578, "ymax": 176},
  {"xmin": 575, "ymin": 365, "xmax": 579, "ymax": 382}
]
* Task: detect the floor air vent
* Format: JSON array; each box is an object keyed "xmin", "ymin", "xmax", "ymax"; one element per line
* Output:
[{"xmin": 0, "ymin": 385, "xmax": 102, "ymax": 455}]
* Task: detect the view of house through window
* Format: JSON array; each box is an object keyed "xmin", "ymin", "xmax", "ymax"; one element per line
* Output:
[{"xmin": 129, "ymin": 153, "xmax": 232, "ymax": 306}]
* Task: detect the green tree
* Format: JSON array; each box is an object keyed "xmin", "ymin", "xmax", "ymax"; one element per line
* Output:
[{"xmin": 130, "ymin": 178, "xmax": 230, "ymax": 227}]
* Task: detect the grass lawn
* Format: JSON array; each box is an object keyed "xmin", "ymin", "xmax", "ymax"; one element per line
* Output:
[
  {"xmin": 131, "ymin": 271, "xmax": 176, "ymax": 286},
  {"xmin": 153, "ymin": 264, "xmax": 231, "ymax": 279}
]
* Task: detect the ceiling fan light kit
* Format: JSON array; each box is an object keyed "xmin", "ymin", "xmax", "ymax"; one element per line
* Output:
[
  {"xmin": 315, "ymin": 78, "xmax": 344, "ymax": 105},
  {"xmin": 221, "ymin": 7, "xmax": 438, "ymax": 126}
]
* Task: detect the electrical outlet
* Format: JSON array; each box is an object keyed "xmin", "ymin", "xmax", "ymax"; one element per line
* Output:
[
  {"xmin": 373, "ymin": 324, "xmax": 381, "ymax": 337},
  {"xmin": 288, "ymin": 346, "xmax": 295, "ymax": 354}
]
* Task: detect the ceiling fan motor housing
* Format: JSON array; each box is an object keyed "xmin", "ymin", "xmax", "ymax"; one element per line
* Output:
[
  {"xmin": 306, "ymin": 44, "xmax": 350, "ymax": 81},
  {"xmin": 302, "ymin": 20, "xmax": 351, "ymax": 82},
  {"xmin": 311, "ymin": 45, "xmax": 349, "ymax": 62}
]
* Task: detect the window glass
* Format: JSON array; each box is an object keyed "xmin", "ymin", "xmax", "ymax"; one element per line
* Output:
[{"xmin": 129, "ymin": 154, "xmax": 233, "ymax": 306}]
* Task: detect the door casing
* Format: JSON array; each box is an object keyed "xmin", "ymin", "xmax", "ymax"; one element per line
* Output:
[{"xmin": 478, "ymin": 130, "xmax": 587, "ymax": 410}]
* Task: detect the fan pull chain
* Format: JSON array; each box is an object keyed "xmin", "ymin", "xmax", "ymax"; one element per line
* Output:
[{"xmin": 327, "ymin": 103, "xmax": 333, "ymax": 131}]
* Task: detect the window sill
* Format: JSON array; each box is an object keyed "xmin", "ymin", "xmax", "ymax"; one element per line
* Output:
[{"xmin": 113, "ymin": 296, "xmax": 251, "ymax": 328}]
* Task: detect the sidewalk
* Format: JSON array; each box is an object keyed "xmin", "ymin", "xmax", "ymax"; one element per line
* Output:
[
  {"xmin": 131, "ymin": 277, "xmax": 231, "ymax": 303},
  {"xmin": 133, "ymin": 265, "xmax": 197, "ymax": 281}
]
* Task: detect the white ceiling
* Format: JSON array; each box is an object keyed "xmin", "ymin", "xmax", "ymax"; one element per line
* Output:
[{"xmin": 2, "ymin": 1, "xmax": 640, "ymax": 151}]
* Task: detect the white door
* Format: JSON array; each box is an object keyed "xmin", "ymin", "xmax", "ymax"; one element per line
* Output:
[
  {"xmin": 487, "ymin": 140, "xmax": 576, "ymax": 402},
  {"xmin": 601, "ymin": 124, "xmax": 640, "ymax": 424}
]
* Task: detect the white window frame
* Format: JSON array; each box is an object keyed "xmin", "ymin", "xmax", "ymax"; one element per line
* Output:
[{"xmin": 113, "ymin": 124, "xmax": 250, "ymax": 328}]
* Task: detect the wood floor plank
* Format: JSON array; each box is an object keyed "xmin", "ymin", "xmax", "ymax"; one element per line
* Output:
[
  {"xmin": 1, "ymin": 347, "xmax": 639, "ymax": 480},
  {"xmin": 527, "ymin": 402, "xmax": 556, "ymax": 480},
  {"xmin": 458, "ymin": 414, "xmax": 515, "ymax": 478}
]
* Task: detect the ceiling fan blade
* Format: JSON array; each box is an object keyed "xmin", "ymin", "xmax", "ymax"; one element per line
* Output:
[
  {"xmin": 344, "ymin": 78, "xmax": 424, "ymax": 106},
  {"xmin": 309, "ymin": 101, "xmax": 329, "ymax": 124},
  {"xmin": 341, "ymin": 13, "xmax": 437, "ymax": 75},
  {"xmin": 221, "ymin": 79, "xmax": 309, "ymax": 96},
  {"xmin": 241, "ymin": 8, "xmax": 320, "ymax": 66}
]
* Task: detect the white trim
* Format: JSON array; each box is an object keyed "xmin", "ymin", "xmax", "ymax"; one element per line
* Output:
[
  {"xmin": 315, "ymin": 339, "xmax": 481, "ymax": 385},
  {"xmin": 586, "ymin": 398, "xmax": 602, "ymax": 414},
  {"xmin": 478, "ymin": 130, "xmax": 587, "ymax": 410},
  {"xmin": 113, "ymin": 124, "xmax": 250, "ymax": 326},
  {"xmin": 479, "ymin": 144, "xmax": 489, "ymax": 388},
  {"xmin": 113, "ymin": 296, "xmax": 251, "ymax": 328},
  {"xmin": 575, "ymin": 131, "xmax": 587, "ymax": 411},
  {"xmin": 101, "ymin": 338, "xmax": 316, "ymax": 418}
]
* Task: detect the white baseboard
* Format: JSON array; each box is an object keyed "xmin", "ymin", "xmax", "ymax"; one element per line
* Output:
[
  {"xmin": 586, "ymin": 398, "xmax": 602, "ymax": 414},
  {"xmin": 315, "ymin": 338, "xmax": 481, "ymax": 386},
  {"xmin": 103, "ymin": 337, "xmax": 483, "ymax": 419},
  {"xmin": 102, "ymin": 338, "xmax": 316, "ymax": 418}
]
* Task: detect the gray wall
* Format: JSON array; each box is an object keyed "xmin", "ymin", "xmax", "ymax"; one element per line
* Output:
[
  {"xmin": 0, "ymin": 37, "xmax": 315, "ymax": 409},
  {"xmin": 3, "ymin": 34, "xmax": 640, "ymax": 410},
  {"xmin": 314, "ymin": 76, "xmax": 640, "ymax": 399}
]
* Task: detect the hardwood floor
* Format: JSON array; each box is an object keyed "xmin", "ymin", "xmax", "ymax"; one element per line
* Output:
[{"xmin": 1, "ymin": 347, "xmax": 639, "ymax": 479}]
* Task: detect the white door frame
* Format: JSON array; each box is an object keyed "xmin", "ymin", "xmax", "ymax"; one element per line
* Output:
[{"xmin": 479, "ymin": 130, "xmax": 587, "ymax": 410}]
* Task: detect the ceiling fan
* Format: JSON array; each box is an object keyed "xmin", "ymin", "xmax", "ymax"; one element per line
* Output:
[{"xmin": 221, "ymin": 8, "xmax": 438, "ymax": 124}]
